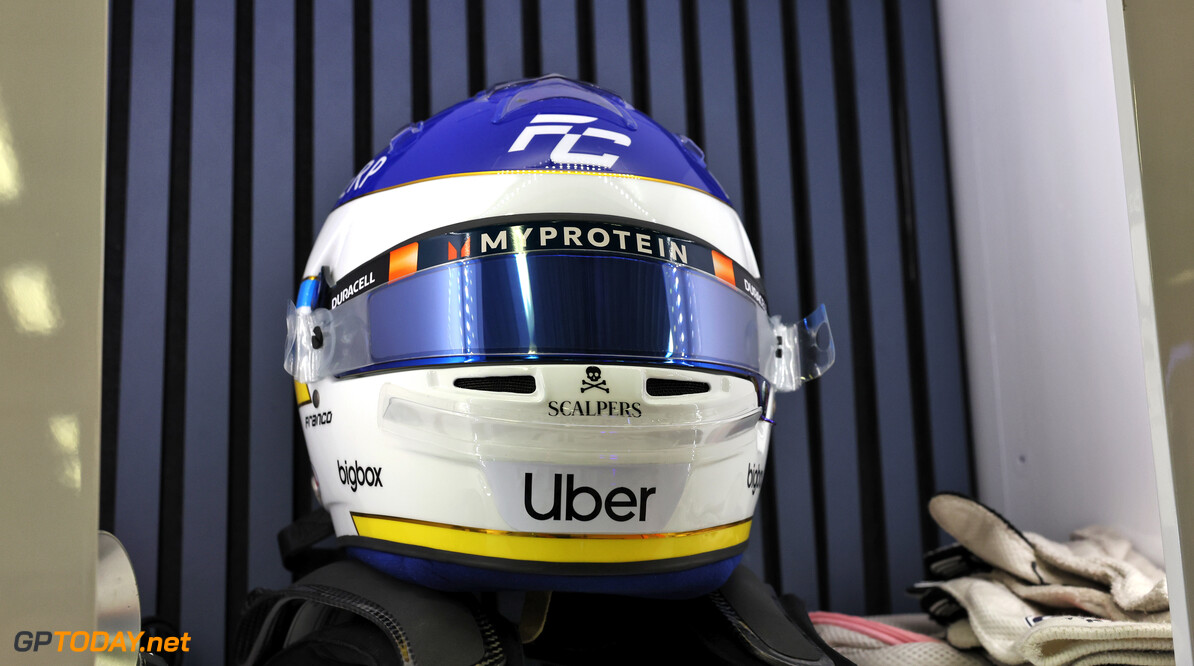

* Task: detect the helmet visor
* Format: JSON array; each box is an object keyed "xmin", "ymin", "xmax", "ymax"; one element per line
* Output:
[
  {"xmin": 323, "ymin": 252, "xmax": 772, "ymax": 379},
  {"xmin": 285, "ymin": 217, "xmax": 833, "ymax": 390}
]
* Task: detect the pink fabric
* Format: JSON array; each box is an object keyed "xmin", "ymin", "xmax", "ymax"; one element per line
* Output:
[{"xmin": 808, "ymin": 612, "xmax": 942, "ymax": 646}]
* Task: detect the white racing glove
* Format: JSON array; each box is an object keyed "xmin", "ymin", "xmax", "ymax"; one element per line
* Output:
[
  {"xmin": 914, "ymin": 493, "xmax": 1173, "ymax": 665},
  {"xmin": 928, "ymin": 494, "xmax": 1168, "ymax": 615},
  {"xmin": 920, "ymin": 576, "xmax": 1172, "ymax": 666}
]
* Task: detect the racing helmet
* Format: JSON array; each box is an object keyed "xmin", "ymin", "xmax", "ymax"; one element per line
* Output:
[{"xmin": 284, "ymin": 75, "xmax": 834, "ymax": 598}]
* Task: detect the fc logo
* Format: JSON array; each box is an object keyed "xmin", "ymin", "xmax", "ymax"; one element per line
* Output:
[{"xmin": 507, "ymin": 114, "xmax": 631, "ymax": 168}]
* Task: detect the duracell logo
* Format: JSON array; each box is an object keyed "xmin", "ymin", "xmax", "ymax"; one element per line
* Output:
[
  {"xmin": 523, "ymin": 473, "xmax": 657, "ymax": 522},
  {"xmin": 330, "ymin": 272, "xmax": 376, "ymax": 308}
]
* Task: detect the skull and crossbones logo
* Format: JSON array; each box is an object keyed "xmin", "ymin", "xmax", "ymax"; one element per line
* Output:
[{"xmin": 580, "ymin": 366, "xmax": 609, "ymax": 393}]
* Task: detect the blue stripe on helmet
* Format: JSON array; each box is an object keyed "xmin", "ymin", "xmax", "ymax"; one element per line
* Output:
[{"xmin": 335, "ymin": 75, "xmax": 731, "ymax": 208}]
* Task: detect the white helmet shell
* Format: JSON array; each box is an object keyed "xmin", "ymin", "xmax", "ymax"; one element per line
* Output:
[{"xmin": 285, "ymin": 76, "xmax": 833, "ymax": 597}]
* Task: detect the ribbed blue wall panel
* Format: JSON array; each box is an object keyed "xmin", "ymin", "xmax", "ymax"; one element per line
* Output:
[
  {"xmin": 102, "ymin": 0, "xmax": 972, "ymax": 660},
  {"xmin": 794, "ymin": 0, "xmax": 868, "ymax": 614},
  {"xmin": 180, "ymin": 1, "xmax": 234, "ymax": 658},
  {"xmin": 429, "ymin": 0, "xmax": 470, "ymax": 114},
  {"xmin": 114, "ymin": 0, "xmax": 174, "ymax": 625},
  {"xmin": 247, "ymin": 0, "xmax": 295, "ymax": 602},
  {"xmin": 539, "ymin": 1, "xmax": 579, "ymax": 79},
  {"xmin": 744, "ymin": 0, "xmax": 823, "ymax": 610},
  {"xmin": 371, "ymin": 0, "xmax": 412, "ymax": 146},
  {"xmin": 591, "ymin": 0, "xmax": 632, "ymax": 97},
  {"xmin": 644, "ymin": 1, "xmax": 687, "ymax": 132},
  {"xmin": 849, "ymin": 0, "xmax": 922, "ymax": 612}
]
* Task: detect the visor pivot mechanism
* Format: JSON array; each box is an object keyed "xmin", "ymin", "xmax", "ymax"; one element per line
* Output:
[
  {"xmin": 765, "ymin": 305, "xmax": 836, "ymax": 393},
  {"xmin": 284, "ymin": 301, "xmax": 336, "ymax": 383}
]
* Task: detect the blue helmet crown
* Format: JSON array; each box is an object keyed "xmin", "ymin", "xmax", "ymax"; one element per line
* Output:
[{"xmin": 336, "ymin": 75, "xmax": 730, "ymax": 209}]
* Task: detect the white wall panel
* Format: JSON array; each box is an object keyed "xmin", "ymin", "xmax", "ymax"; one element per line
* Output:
[{"xmin": 937, "ymin": 0, "xmax": 1162, "ymax": 564}]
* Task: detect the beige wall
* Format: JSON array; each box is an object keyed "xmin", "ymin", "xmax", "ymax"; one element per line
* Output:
[
  {"xmin": 0, "ymin": 1, "xmax": 107, "ymax": 663},
  {"xmin": 1119, "ymin": 0, "xmax": 1194, "ymax": 657}
]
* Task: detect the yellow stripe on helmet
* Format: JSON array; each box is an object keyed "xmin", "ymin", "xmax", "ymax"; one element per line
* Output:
[
  {"xmin": 350, "ymin": 513, "xmax": 751, "ymax": 563},
  {"xmin": 295, "ymin": 381, "xmax": 312, "ymax": 406}
]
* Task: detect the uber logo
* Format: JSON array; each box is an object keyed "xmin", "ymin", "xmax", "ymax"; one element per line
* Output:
[
  {"xmin": 523, "ymin": 472, "xmax": 656, "ymax": 522},
  {"xmin": 507, "ymin": 114, "xmax": 631, "ymax": 169}
]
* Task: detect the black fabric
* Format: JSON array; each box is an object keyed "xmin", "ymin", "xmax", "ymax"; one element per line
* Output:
[
  {"xmin": 522, "ymin": 591, "xmax": 753, "ymax": 664},
  {"xmin": 717, "ymin": 567, "xmax": 832, "ymax": 663},
  {"xmin": 236, "ymin": 560, "xmax": 501, "ymax": 666},
  {"xmin": 263, "ymin": 619, "xmax": 398, "ymax": 666},
  {"xmin": 779, "ymin": 594, "xmax": 856, "ymax": 666},
  {"xmin": 299, "ymin": 561, "xmax": 488, "ymax": 665},
  {"xmin": 908, "ymin": 583, "xmax": 967, "ymax": 626},
  {"xmin": 278, "ymin": 509, "xmax": 337, "ymax": 576},
  {"xmin": 238, "ymin": 560, "xmax": 842, "ymax": 666},
  {"xmin": 923, "ymin": 541, "xmax": 992, "ymax": 581},
  {"xmin": 522, "ymin": 567, "xmax": 845, "ymax": 665}
]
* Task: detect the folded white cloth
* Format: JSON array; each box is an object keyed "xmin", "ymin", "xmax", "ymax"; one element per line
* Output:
[
  {"xmin": 989, "ymin": 569, "xmax": 1169, "ymax": 624},
  {"xmin": 922, "ymin": 567, "xmax": 1173, "ymax": 665},
  {"xmin": 947, "ymin": 618, "xmax": 984, "ymax": 650},
  {"xmin": 1018, "ymin": 614, "xmax": 1174, "ymax": 666},
  {"xmin": 929, "ymin": 494, "xmax": 1168, "ymax": 614}
]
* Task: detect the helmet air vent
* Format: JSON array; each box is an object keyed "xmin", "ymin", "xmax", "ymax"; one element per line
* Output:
[
  {"xmin": 645, "ymin": 378, "xmax": 711, "ymax": 397},
  {"xmin": 453, "ymin": 375, "xmax": 537, "ymax": 394}
]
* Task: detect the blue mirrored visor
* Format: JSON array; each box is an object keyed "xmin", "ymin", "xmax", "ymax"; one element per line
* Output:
[{"xmin": 325, "ymin": 251, "xmax": 772, "ymax": 379}]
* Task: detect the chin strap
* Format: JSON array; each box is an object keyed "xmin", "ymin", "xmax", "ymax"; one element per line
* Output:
[{"xmin": 277, "ymin": 508, "xmax": 338, "ymax": 578}]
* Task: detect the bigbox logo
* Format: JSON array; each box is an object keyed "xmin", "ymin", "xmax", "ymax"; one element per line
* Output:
[
  {"xmin": 747, "ymin": 463, "xmax": 765, "ymax": 495},
  {"xmin": 337, "ymin": 459, "xmax": 383, "ymax": 492}
]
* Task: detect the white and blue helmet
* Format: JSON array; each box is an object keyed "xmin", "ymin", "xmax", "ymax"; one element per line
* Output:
[{"xmin": 284, "ymin": 75, "xmax": 833, "ymax": 598}]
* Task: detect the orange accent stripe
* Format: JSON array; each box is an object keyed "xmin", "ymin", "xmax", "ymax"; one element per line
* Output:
[
  {"xmin": 447, "ymin": 242, "xmax": 458, "ymax": 260},
  {"xmin": 711, "ymin": 250, "xmax": 736, "ymax": 286},
  {"xmin": 460, "ymin": 236, "xmax": 471, "ymax": 257},
  {"xmin": 388, "ymin": 242, "xmax": 419, "ymax": 282}
]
